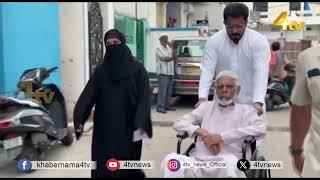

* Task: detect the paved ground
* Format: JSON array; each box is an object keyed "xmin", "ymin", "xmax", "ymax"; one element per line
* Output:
[{"xmin": 0, "ymin": 96, "xmax": 299, "ymax": 178}]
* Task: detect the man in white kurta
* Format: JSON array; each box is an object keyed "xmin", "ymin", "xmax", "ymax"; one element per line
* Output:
[
  {"xmin": 156, "ymin": 33, "xmax": 175, "ymax": 113},
  {"xmin": 160, "ymin": 70, "xmax": 267, "ymax": 177},
  {"xmin": 196, "ymin": 3, "xmax": 270, "ymax": 118}
]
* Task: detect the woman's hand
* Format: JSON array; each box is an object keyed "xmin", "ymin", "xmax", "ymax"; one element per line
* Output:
[{"xmin": 75, "ymin": 124, "xmax": 84, "ymax": 140}]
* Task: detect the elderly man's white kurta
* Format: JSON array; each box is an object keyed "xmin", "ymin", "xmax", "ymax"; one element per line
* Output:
[
  {"xmin": 160, "ymin": 101, "xmax": 266, "ymax": 177},
  {"xmin": 199, "ymin": 28, "xmax": 271, "ymax": 106}
]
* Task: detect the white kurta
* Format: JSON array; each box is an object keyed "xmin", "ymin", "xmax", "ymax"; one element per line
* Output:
[
  {"xmin": 160, "ymin": 101, "xmax": 267, "ymax": 177},
  {"xmin": 156, "ymin": 45, "xmax": 174, "ymax": 76},
  {"xmin": 199, "ymin": 28, "xmax": 271, "ymax": 106}
]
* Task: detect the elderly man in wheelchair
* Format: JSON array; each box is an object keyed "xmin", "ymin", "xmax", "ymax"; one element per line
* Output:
[{"xmin": 160, "ymin": 70, "xmax": 268, "ymax": 178}]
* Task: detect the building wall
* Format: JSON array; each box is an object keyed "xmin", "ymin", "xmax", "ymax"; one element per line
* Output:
[
  {"xmin": 113, "ymin": 2, "xmax": 156, "ymax": 27},
  {"xmin": 0, "ymin": 6, "xmax": 3, "ymax": 94},
  {"xmin": 258, "ymin": 30, "xmax": 304, "ymax": 41},
  {"xmin": 0, "ymin": 2, "xmax": 60, "ymax": 96},
  {"xmin": 114, "ymin": 2, "xmax": 136, "ymax": 17},
  {"xmin": 188, "ymin": 2, "xmax": 225, "ymax": 30},
  {"xmin": 137, "ymin": 2, "xmax": 156, "ymax": 27},
  {"xmin": 156, "ymin": 2, "xmax": 166, "ymax": 28},
  {"xmin": 259, "ymin": 31, "xmax": 283, "ymax": 39},
  {"xmin": 166, "ymin": 2, "xmax": 182, "ymax": 27},
  {"xmin": 100, "ymin": 2, "xmax": 114, "ymax": 32},
  {"xmin": 283, "ymin": 30, "xmax": 304, "ymax": 40},
  {"xmin": 305, "ymin": 24, "xmax": 320, "ymax": 38},
  {"xmin": 180, "ymin": 2, "xmax": 192, "ymax": 27},
  {"xmin": 59, "ymin": 2, "xmax": 88, "ymax": 119},
  {"xmin": 165, "ymin": 2, "xmax": 225, "ymax": 29},
  {"xmin": 99, "ymin": 2, "xmax": 114, "ymax": 55}
]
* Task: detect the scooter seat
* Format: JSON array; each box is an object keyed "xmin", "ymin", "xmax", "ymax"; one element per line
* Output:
[{"xmin": 4, "ymin": 97, "xmax": 47, "ymax": 112}]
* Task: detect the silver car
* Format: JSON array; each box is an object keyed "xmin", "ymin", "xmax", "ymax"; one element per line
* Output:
[{"xmin": 172, "ymin": 36, "xmax": 214, "ymax": 96}]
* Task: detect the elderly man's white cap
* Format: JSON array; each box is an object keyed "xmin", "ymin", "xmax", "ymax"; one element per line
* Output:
[
  {"xmin": 159, "ymin": 33, "xmax": 169, "ymax": 39},
  {"xmin": 216, "ymin": 70, "xmax": 240, "ymax": 85}
]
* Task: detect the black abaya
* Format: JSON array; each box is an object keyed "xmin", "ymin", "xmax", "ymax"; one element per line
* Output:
[{"xmin": 73, "ymin": 44, "xmax": 153, "ymax": 177}]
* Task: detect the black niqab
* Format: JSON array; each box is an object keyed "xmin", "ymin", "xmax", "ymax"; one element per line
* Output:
[{"xmin": 103, "ymin": 44, "xmax": 142, "ymax": 81}]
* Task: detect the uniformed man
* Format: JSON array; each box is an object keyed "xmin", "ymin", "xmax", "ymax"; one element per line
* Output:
[{"xmin": 289, "ymin": 44, "xmax": 320, "ymax": 177}]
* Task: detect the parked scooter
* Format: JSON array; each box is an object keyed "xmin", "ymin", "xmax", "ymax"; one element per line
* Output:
[
  {"xmin": 265, "ymin": 64, "xmax": 296, "ymax": 111},
  {"xmin": 0, "ymin": 67, "xmax": 73, "ymax": 168}
]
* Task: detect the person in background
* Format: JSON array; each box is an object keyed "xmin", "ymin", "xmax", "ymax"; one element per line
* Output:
[
  {"xmin": 269, "ymin": 41, "xmax": 296, "ymax": 94},
  {"xmin": 156, "ymin": 33, "xmax": 176, "ymax": 113}
]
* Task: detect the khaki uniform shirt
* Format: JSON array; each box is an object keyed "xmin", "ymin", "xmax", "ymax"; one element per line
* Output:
[{"xmin": 291, "ymin": 45, "xmax": 320, "ymax": 177}]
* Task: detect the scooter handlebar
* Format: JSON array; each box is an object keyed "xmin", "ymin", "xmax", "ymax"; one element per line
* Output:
[{"xmin": 48, "ymin": 67, "xmax": 58, "ymax": 73}]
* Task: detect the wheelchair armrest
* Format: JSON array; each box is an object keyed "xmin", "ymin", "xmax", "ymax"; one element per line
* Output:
[
  {"xmin": 242, "ymin": 136, "xmax": 257, "ymax": 159},
  {"xmin": 177, "ymin": 132, "xmax": 189, "ymax": 154},
  {"xmin": 244, "ymin": 136, "xmax": 256, "ymax": 144},
  {"xmin": 177, "ymin": 131, "xmax": 189, "ymax": 139},
  {"xmin": 176, "ymin": 131, "xmax": 197, "ymax": 155}
]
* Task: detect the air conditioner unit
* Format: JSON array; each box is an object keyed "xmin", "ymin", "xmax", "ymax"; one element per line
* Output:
[
  {"xmin": 289, "ymin": 2, "xmax": 301, "ymax": 11},
  {"xmin": 253, "ymin": 2, "xmax": 268, "ymax": 12},
  {"xmin": 250, "ymin": 10, "xmax": 260, "ymax": 22}
]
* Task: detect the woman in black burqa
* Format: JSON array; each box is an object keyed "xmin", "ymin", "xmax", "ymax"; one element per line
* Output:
[{"xmin": 73, "ymin": 29, "xmax": 153, "ymax": 178}]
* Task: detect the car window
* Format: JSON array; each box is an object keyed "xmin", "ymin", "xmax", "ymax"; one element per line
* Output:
[{"xmin": 174, "ymin": 40, "xmax": 206, "ymax": 57}]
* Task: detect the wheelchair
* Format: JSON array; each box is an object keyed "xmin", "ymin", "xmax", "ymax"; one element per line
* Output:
[{"xmin": 176, "ymin": 132, "xmax": 271, "ymax": 178}]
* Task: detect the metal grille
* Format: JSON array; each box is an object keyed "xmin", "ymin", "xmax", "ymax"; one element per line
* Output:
[{"xmin": 88, "ymin": 2, "xmax": 103, "ymax": 76}]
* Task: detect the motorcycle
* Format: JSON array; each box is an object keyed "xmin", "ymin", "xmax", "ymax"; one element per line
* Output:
[
  {"xmin": 265, "ymin": 64, "xmax": 296, "ymax": 111},
  {"xmin": 0, "ymin": 67, "xmax": 73, "ymax": 168}
]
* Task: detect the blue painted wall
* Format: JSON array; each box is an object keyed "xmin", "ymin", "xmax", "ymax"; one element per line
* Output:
[
  {"xmin": 0, "ymin": 2, "xmax": 61, "ymax": 96},
  {"xmin": 0, "ymin": 5, "xmax": 3, "ymax": 95}
]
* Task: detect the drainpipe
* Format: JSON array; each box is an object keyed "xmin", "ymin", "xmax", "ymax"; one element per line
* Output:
[{"xmin": 135, "ymin": 2, "xmax": 138, "ymax": 20}]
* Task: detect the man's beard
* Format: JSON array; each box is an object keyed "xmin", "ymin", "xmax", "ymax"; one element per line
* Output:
[
  {"xmin": 228, "ymin": 33, "xmax": 242, "ymax": 44},
  {"xmin": 214, "ymin": 91, "xmax": 237, "ymax": 107},
  {"xmin": 218, "ymin": 97, "xmax": 234, "ymax": 106}
]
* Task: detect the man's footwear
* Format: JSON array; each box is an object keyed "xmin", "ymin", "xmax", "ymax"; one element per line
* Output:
[
  {"xmin": 157, "ymin": 108, "xmax": 167, "ymax": 113},
  {"xmin": 166, "ymin": 107, "xmax": 176, "ymax": 111}
]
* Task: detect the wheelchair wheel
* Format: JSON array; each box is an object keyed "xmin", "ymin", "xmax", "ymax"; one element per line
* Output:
[{"xmin": 259, "ymin": 169, "xmax": 267, "ymax": 178}]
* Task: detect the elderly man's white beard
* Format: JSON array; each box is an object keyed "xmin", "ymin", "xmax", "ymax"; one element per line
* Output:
[{"xmin": 214, "ymin": 91, "xmax": 237, "ymax": 106}]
